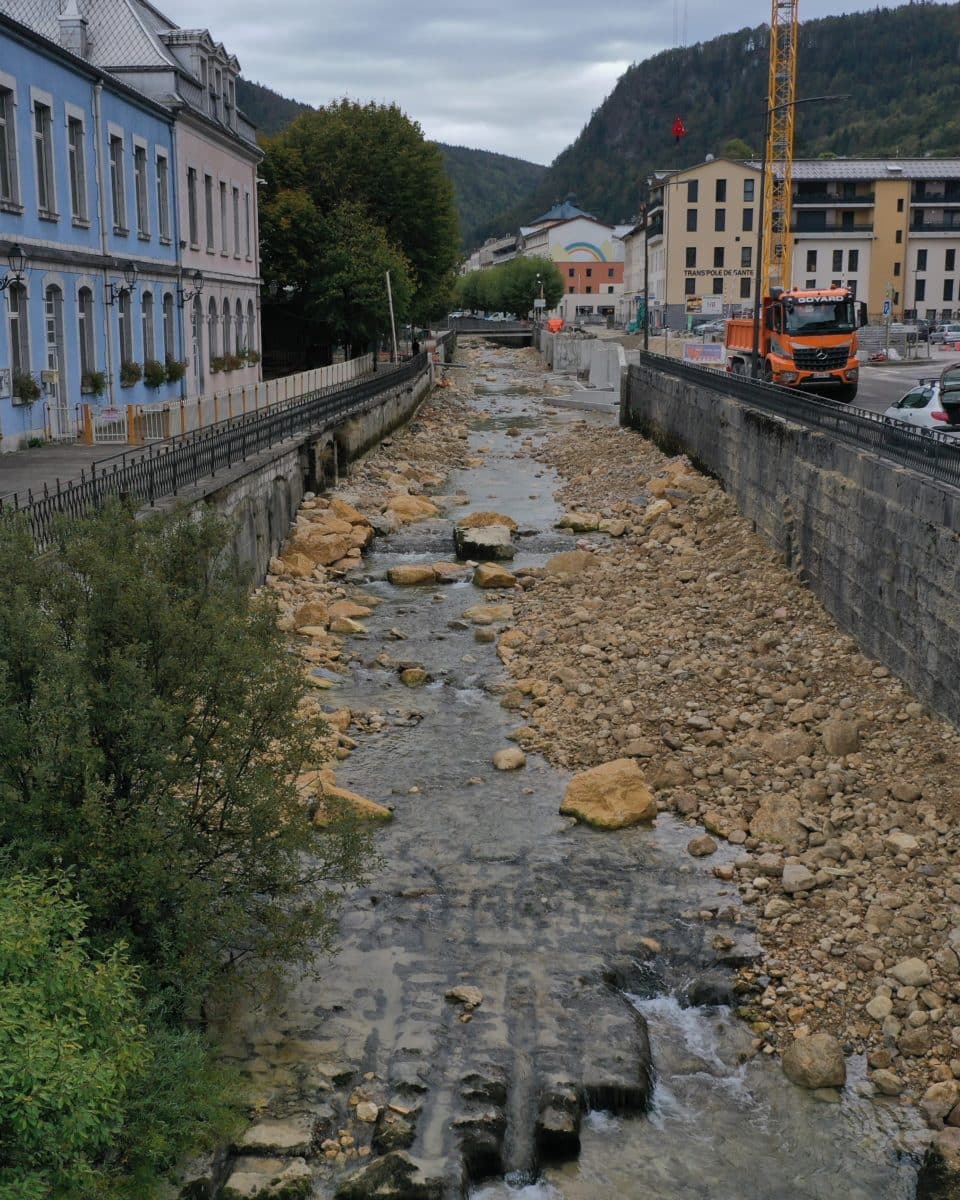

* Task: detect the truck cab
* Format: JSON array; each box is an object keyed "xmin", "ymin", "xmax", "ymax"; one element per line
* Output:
[{"xmin": 725, "ymin": 287, "xmax": 866, "ymax": 403}]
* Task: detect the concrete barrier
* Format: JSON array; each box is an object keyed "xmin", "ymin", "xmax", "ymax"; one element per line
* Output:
[{"xmin": 621, "ymin": 361, "xmax": 960, "ymax": 725}]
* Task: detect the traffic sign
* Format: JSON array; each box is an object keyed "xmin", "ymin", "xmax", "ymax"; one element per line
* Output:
[{"xmin": 882, "ymin": 298, "xmax": 892, "ymax": 318}]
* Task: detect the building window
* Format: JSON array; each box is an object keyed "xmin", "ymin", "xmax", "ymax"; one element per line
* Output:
[
  {"xmin": 141, "ymin": 291, "xmax": 155, "ymax": 361},
  {"xmin": 947, "ymin": 249, "xmax": 956, "ymax": 272},
  {"xmin": 715, "ymin": 178, "xmax": 726, "ymax": 203},
  {"xmin": 0, "ymin": 86, "xmax": 19, "ymax": 205},
  {"xmin": 848, "ymin": 249, "xmax": 859, "ymax": 273},
  {"xmin": 8, "ymin": 282, "xmax": 29, "ymax": 376},
  {"xmin": 713, "ymin": 246, "xmax": 724, "ymax": 268},
  {"xmin": 607, "ymin": 266, "xmax": 614, "ymax": 278},
  {"xmin": 687, "ymin": 180, "xmax": 698, "ymax": 203},
  {"xmin": 848, "ymin": 281, "xmax": 857, "ymax": 299},
  {"xmin": 894, "ymin": 261, "xmax": 901, "ymax": 277},
  {"xmin": 585, "ymin": 286, "xmax": 592, "ymax": 294},
  {"xmin": 714, "ymin": 208, "xmax": 725, "ymax": 232},
  {"xmin": 740, "ymin": 277, "xmax": 751, "ymax": 299},
  {"xmin": 917, "ymin": 249, "xmax": 927, "ymax": 272},
  {"xmin": 78, "ymin": 285, "xmax": 95, "ymax": 377},
  {"xmin": 741, "ymin": 246, "xmax": 752, "ymax": 268},
  {"xmin": 743, "ymin": 179, "xmax": 755, "ymax": 202},
  {"xmin": 686, "ymin": 208, "xmax": 697, "ymax": 232},
  {"xmin": 244, "ymin": 191, "xmax": 252, "ymax": 259},
  {"xmin": 805, "ymin": 278, "xmax": 815, "ymax": 288},
  {"xmin": 109, "ymin": 134, "xmax": 126, "ymax": 231},
  {"xmin": 235, "ymin": 299, "xmax": 244, "ymax": 350},
  {"xmin": 246, "ymin": 300, "xmax": 256, "ymax": 351},
  {"xmin": 806, "ymin": 249, "xmax": 817, "ymax": 273},
  {"xmin": 831, "ymin": 249, "xmax": 842, "ymax": 272},
  {"xmin": 568, "ymin": 268, "xmax": 574, "ymax": 277},
  {"xmin": 156, "ymin": 153, "xmax": 170, "ymax": 241},
  {"xmin": 742, "ymin": 207, "xmax": 753, "ymax": 232},
  {"xmin": 568, "ymin": 286, "xmax": 574, "ymax": 293},
  {"xmin": 831, "ymin": 279, "xmax": 841, "ymax": 289},
  {"xmin": 944, "ymin": 279, "xmax": 954, "ymax": 303},
  {"xmin": 685, "ymin": 247, "xmax": 696, "ymax": 268},
  {"xmin": 134, "ymin": 144, "xmax": 149, "ymax": 236},
  {"xmin": 222, "ymin": 298, "xmax": 231, "ymax": 355},
  {"xmin": 232, "ymin": 186, "xmax": 240, "ymax": 257},
  {"xmin": 33, "ymin": 101, "xmax": 56, "ymax": 216},
  {"xmin": 163, "ymin": 292, "xmax": 175, "ymax": 361},
  {"xmin": 712, "ymin": 276, "xmax": 723, "ymax": 295},
  {"xmin": 204, "ymin": 174, "xmax": 214, "ymax": 251},
  {"xmin": 897, "ymin": 198, "xmax": 904, "ymax": 213},
  {"xmin": 895, "ymin": 229, "xmax": 902, "ymax": 244},
  {"xmin": 584, "ymin": 267, "xmax": 592, "ymax": 278},
  {"xmin": 219, "ymin": 181, "xmax": 228, "ymax": 255},
  {"xmin": 607, "ymin": 285, "xmax": 614, "ymax": 294},
  {"xmin": 207, "ymin": 297, "xmax": 219, "ymax": 359},
  {"xmin": 67, "ymin": 116, "xmax": 87, "ymax": 223},
  {"xmin": 915, "ymin": 278, "xmax": 926, "ymax": 302},
  {"xmin": 684, "ymin": 277, "xmax": 696, "ymax": 295},
  {"xmin": 187, "ymin": 167, "xmax": 198, "ymax": 246},
  {"xmin": 117, "ymin": 290, "xmax": 133, "ymax": 366}
]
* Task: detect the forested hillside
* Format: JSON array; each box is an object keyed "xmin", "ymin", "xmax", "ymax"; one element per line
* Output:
[
  {"xmin": 475, "ymin": 0, "xmax": 960, "ymax": 242},
  {"xmin": 236, "ymin": 79, "xmax": 546, "ymax": 248}
]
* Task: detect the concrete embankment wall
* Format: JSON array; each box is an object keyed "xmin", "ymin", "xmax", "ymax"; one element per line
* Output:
[
  {"xmin": 621, "ymin": 362, "xmax": 960, "ymax": 725},
  {"xmin": 157, "ymin": 364, "xmax": 435, "ymax": 585},
  {"xmin": 538, "ymin": 329, "xmax": 635, "ymax": 390}
]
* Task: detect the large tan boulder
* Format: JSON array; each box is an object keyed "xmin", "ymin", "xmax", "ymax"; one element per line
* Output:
[
  {"xmin": 288, "ymin": 530, "xmax": 353, "ymax": 567},
  {"xmin": 275, "ymin": 551, "xmax": 315, "ymax": 578},
  {"xmin": 821, "ymin": 716, "xmax": 860, "ymax": 756},
  {"xmin": 302, "ymin": 513, "xmax": 354, "ymax": 535},
  {"xmin": 544, "ymin": 550, "xmax": 600, "ymax": 577},
  {"xmin": 749, "ymin": 792, "xmax": 805, "ymax": 848},
  {"xmin": 560, "ymin": 759, "xmax": 657, "ymax": 829},
  {"xmin": 473, "ymin": 563, "xmax": 516, "ymax": 589},
  {"xmin": 293, "ymin": 601, "xmax": 330, "ymax": 630},
  {"xmin": 330, "ymin": 498, "xmax": 369, "ymax": 525},
  {"xmin": 298, "ymin": 770, "xmax": 393, "ymax": 825},
  {"xmin": 385, "ymin": 494, "xmax": 440, "ymax": 522},
  {"xmin": 458, "ymin": 510, "xmax": 518, "ymax": 530},
  {"xmin": 328, "ymin": 600, "xmax": 372, "ymax": 620},
  {"xmin": 388, "ymin": 564, "xmax": 437, "ymax": 586},
  {"xmin": 557, "ymin": 512, "xmax": 600, "ymax": 533},
  {"xmin": 781, "ymin": 1033, "xmax": 846, "ymax": 1089},
  {"xmin": 432, "ymin": 561, "xmax": 471, "ymax": 583},
  {"xmin": 348, "ymin": 524, "xmax": 375, "ymax": 551},
  {"xmin": 462, "ymin": 603, "xmax": 514, "ymax": 626}
]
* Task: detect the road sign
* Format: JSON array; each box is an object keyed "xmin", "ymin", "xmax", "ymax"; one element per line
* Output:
[
  {"xmin": 533, "ymin": 298, "xmax": 546, "ymax": 310},
  {"xmin": 882, "ymin": 298, "xmax": 892, "ymax": 318},
  {"xmin": 701, "ymin": 296, "xmax": 723, "ymax": 315}
]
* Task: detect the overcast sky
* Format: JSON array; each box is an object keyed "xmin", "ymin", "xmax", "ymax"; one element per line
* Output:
[{"xmin": 160, "ymin": 0, "xmax": 903, "ymax": 163}]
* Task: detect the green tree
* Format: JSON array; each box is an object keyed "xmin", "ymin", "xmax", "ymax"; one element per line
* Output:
[
  {"xmin": 720, "ymin": 137, "xmax": 755, "ymax": 159},
  {"xmin": 262, "ymin": 100, "xmax": 460, "ymax": 329},
  {"xmin": 0, "ymin": 871, "xmax": 149, "ymax": 1200},
  {"xmin": 455, "ymin": 256, "xmax": 563, "ymax": 317},
  {"xmin": 0, "ymin": 505, "xmax": 370, "ymax": 1018}
]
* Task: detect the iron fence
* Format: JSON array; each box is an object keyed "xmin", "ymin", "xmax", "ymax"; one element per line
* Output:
[
  {"xmin": 629, "ymin": 352, "xmax": 960, "ymax": 491},
  {"xmin": 2, "ymin": 355, "xmax": 427, "ymax": 550}
]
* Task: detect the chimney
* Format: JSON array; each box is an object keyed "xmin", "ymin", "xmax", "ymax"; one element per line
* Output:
[{"xmin": 58, "ymin": 0, "xmax": 89, "ymax": 59}]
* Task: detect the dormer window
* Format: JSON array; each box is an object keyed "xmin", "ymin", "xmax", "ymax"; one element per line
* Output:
[{"xmin": 214, "ymin": 67, "xmax": 223, "ymax": 120}]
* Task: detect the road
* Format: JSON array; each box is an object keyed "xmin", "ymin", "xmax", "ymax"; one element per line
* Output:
[{"xmin": 854, "ymin": 350, "xmax": 947, "ymax": 415}]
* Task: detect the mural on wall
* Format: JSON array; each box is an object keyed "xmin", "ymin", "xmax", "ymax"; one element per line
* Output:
[{"xmin": 551, "ymin": 240, "xmax": 614, "ymax": 263}]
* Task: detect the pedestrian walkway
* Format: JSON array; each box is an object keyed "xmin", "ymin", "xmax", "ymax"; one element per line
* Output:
[{"xmin": 0, "ymin": 443, "xmax": 129, "ymax": 504}]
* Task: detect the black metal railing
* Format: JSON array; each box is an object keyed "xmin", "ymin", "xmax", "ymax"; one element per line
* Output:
[
  {"xmin": 2, "ymin": 354, "xmax": 428, "ymax": 549},
  {"xmin": 628, "ymin": 353, "xmax": 960, "ymax": 490}
]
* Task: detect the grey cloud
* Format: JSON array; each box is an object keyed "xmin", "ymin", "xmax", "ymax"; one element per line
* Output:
[{"xmin": 159, "ymin": 0, "xmax": 898, "ymax": 161}]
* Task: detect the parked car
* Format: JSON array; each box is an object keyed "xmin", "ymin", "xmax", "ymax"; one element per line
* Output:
[
  {"xmin": 929, "ymin": 323, "xmax": 960, "ymax": 345},
  {"xmin": 695, "ymin": 320, "xmax": 726, "ymax": 337},
  {"xmin": 903, "ymin": 319, "xmax": 931, "ymax": 343},
  {"xmin": 882, "ymin": 378, "xmax": 960, "ymax": 431},
  {"xmin": 484, "ymin": 312, "xmax": 509, "ymax": 322}
]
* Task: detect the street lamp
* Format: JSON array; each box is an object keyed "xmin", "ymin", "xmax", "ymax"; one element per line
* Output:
[
  {"xmin": 750, "ymin": 93, "xmax": 848, "ymax": 378},
  {"xmin": 177, "ymin": 268, "xmax": 204, "ymax": 309},
  {"xmin": 106, "ymin": 260, "xmax": 138, "ymax": 306},
  {"xmin": 0, "ymin": 244, "xmax": 26, "ymax": 292}
]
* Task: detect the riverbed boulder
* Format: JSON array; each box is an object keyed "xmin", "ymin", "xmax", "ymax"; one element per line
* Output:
[
  {"xmin": 334, "ymin": 1152, "xmax": 444, "ymax": 1200},
  {"xmin": 821, "ymin": 716, "xmax": 861, "ymax": 756},
  {"xmin": 330, "ymin": 498, "xmax": 370, "ymax": 526},
  {"xmin": 457, "ymin": 510, "xmax": 518, "ymax": 530},
  {"xmin": 294, "ymin": 601, "xmax": 330, "ymax": 630},
  {"xmin": 474, "ymin": 563, "xmax": 516, "ymax": 589},
  {"xmin": 557, "ymin": 511, "xmax": 600, "ymax": 533},
  {"xmin": 432, "ymin": 561, "xmax": 471, "ymax": 583},
  {"xmin": 462, "ymin": 604, "xmax": 513, "ymax": 626},
  {"xmin": 301, "ymin": 773, "xmax": 393, "ymax": 825},
  {"xmin": 781, "ymin": 1033, "xmax": 846, "ymax": 1089},
  {"xmin": 288, "ymin": 531, "xmax": 354, "ymax": 568},
  {"xmin": 749, "ymin": 792, "xmax": 805, "ymax": 849},
  {"xmin": 454, "ymin": 524, "xmax": 515, "ymax": 561},
  {"xmin": 493, "ymin": 747, "xmax": 526, "ymax": 770},
  {"xmin": 543, "ymin": 550, "xmax": 599, "ymax": 577},
  {"xmin": 388, "ymin": 564, "xmax": 437, "ymax": 586},
  {"xmin": 275, "ymin": 551, "xmax": 315, "ymax": 579},
  {"xmin": 222, "ymin": 1156, "xmax": 312, "ymax": 1199},
  {"xmin": 238, "ymin": 1115, "xmax": 316, "ymax": 1156},
  {"xmin": 560, "ymin": 759, "xmax": 657, "ymax": 830},
  {"xmin": 385, "ymin": 494, "xmax": 441, "ymax": 523}
]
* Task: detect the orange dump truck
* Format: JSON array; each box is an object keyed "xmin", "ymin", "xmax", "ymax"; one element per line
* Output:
[{"xmin": 724, "ymin": 286, "xmax": 866, "ymax": 403}]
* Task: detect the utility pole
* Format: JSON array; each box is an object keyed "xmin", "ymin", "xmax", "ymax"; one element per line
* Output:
[
  {"xmin": 385, "ymin": 270, "xmax": 399, "ymax": 363},
  {"xmin": 642, "ymin": 202, "xmax": 649, "ymax": 352}
]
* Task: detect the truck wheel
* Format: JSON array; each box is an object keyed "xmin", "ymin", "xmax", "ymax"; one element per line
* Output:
[
  {"xmin": 834, "ymin": 384, "xmax": 858, "ymax": 403},
  {"xmin": 762, "ymin": 363, "xmax": 774, "ymax": 385}
]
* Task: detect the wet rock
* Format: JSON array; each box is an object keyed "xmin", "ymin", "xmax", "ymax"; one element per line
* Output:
[
  {"xmin": 781, "ymin": 1033, "xmax": 846, "ymax": 1089},
  {"xmin": 492, "ymin": 748, "xmax": 526, "ymax": 770},
  {"xmin": 687, "ymin": 834, "xmax": 718, "ymax": 858},
  {"xmin": 923, "ymin": 1083, "xmax": 960, "ymax": 1128},
  {"xmin": 454, "ymin": 1106, "xmax": 507, "ymax": 1181},
  {"xmin": 462, "ymin": 604, "xmax": 513, "ymax": 626},
  {"xmin": 330, "ymin": 616, "xmax": 366, "ymax": 636},
  {"xmin": 333, "ymin": 1151, "xmax": 444, "ymax": 1200},
  {"xmin": 238, "ymin": 1115, "xmax": 316, "ymax": 1157},
  {"xmin": 821, "ymin": 717, "xmax": 860, "ymax": 756},
  {"xmin": 399, "ymin": 668, "xmax": 429, "ymax": 687},
  {"xmin": 388, "ymin": 565, "xmax": 437, "ymax": 586},
  {"xmin": 307, "ymin": 776, "xmax": 393, "ymax": 826},
  {"xmin": 355, "ymin": 1101, "xmax": 380, "ymax": 1124},
  {"xmin": 557, "ymin": 511, "xmax": 600, "ymax": 533},
  {"xmin": 560, "ymin": 759, "xmax": 657, "ymax": 830},
  {"xmin": 473, "ymin": 563, "xmax": 516, "ymax": 589},
  {"xmin": 446, "ymin": 985, "xmax": 483, "ymax": 1010},
  {"xmin": 457, "ymin": 510, "xmax": 518, "ymax": 530},
  {"xmin": 536, "ymin": 1080, "xmax": 583, "ymax": 1162},
  {"xmin": 384, "ymin": 494, "xmax": 441, "ymax": 523},
  {"xmin": 222, "ymin": 1156, "xmax": 312, "ymax": 1199},
  {"xmin": 454, "ymin": 524, "xmax": 515, "ymax": 561},
  {"xmin": 871, "ymin": 1069, "xmax": 904, "ymax": 1097},
  {"xmin": 432, "ymin": 561, "xmax": 471, "ymax": 583},
  {"xmin": 372, "ymin": 1110, "xmax": 418, "ymax": 1154}
]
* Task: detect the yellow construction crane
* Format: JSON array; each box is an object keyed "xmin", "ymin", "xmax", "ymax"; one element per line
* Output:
[{"xmin": 761, "ymin": 0, "xmax": 799, "ymax": 292}]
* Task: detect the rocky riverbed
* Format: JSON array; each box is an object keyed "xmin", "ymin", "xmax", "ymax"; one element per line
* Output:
[{"xmin": 203, "ymin": 343, "xmax": 958, "ymax": 1200}]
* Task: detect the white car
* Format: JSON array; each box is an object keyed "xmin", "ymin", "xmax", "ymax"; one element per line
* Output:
[
  {"xmin": 882, "ymin": 379, "xmax": 960, "ymax": 432},
  {"xmin": 929, "ymin": 323, "xmax": 960, "ymax": 346}
]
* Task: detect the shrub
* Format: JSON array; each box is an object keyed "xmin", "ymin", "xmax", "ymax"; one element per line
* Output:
[
  {"xmin": 119, "ymin": 361, "xmax": 142, "ymax": 387},
  {"xmin": 143, "ymin": 359, "xmax": 168, "ymax": 389},
  {"xmin": 164, "ymin": 357, "xmax": 187, "ymax": 384},
  {"xmin": 245, "ymin": 349, "xmax": 261, "ymax": 365},
  {"xmin": 12, "ymin": 372, "xmax": 41, "ymax": 403},
  {"xmin": 81, "ymin": 370, "xmax": 107, "ymax": 396},
  {"xmin": 209, "ymin": 355, "xmax": 226, "ymax": 374},
  {"xmin": 223, "ymin": 353, "xmax": 244, "ymax": 372}
]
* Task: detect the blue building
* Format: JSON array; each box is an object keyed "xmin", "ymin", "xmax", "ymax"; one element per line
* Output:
[{"xmin": 0, "ymin": 8, "xmax": 184, "ymax": 449}]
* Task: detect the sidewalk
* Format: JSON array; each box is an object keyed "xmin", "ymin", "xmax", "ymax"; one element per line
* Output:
[{"xmin": 0, "ymin": 443, "xmax": 131, "ymax": 504}]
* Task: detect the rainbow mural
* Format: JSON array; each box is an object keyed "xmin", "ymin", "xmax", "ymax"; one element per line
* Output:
[{"xmin": 562, "ymin": 241, "xmax": 608, "ymax": 262}]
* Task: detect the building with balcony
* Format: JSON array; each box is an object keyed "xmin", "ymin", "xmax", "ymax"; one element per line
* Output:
[{"xmin": 0, "ymin": 7, "xmax": 181, "ymax": 450}]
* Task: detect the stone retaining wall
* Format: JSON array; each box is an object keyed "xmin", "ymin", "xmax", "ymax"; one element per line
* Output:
[
  {"xmin": 621, "ymin": 362, "xmax": 960, "ymax": 725},
  {"xmin": 155, "ymin": 365, "xmax": 435, "ymax": 585}
]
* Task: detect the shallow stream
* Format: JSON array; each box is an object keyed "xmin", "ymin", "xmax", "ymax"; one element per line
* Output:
[{"xmin": 222, "ymin": 347, "xmax": 925, "ymax": 1199}]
